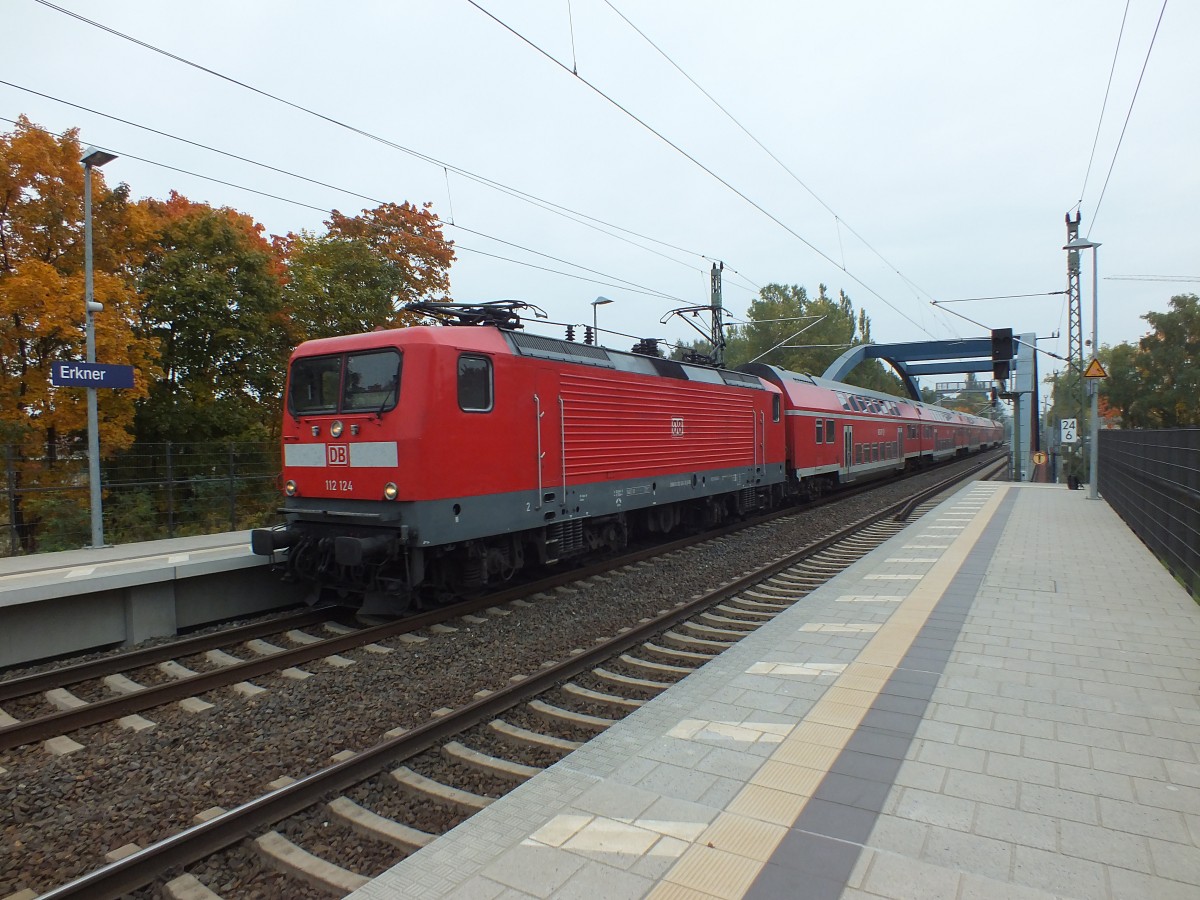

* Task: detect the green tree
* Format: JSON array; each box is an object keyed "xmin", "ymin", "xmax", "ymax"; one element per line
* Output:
[
  {"xmin": 317, "ymin": 202, "xmax": 454, "ymax": 326},
  {"xmin": 134, "ymin": 193, "xmax": 290, "ymax": 445},
  {"xmin": 1096, "ymin": 342, "xmax": 1140, "ymax": 427},
  {"xmin": 724, "ymin": 282, "xmax": 906, "ymax": 396},
  {"xmin": 1132, "ymin": 293, "xmax": 1200, "ymax": 427},
  {"xmin": 282, "ymin": 202, "xmax": 453, "ymax": 343},
  {"xmin": 282, "ymin": 231, "xmax": 401, "ymax": 341}
]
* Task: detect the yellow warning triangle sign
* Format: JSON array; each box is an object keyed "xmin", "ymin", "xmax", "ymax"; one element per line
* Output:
[{"xmin": 1084, "ymin": 358, "xmax": 1108, "ymax": 378}]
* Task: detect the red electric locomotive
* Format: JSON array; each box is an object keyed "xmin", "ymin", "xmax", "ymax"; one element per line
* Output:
[
  {"xmin": 253, "ymin": 302, "xmax": 788, "ymax": 615},
  {"xmin": 253, "ymin": 301, "xmax": 1002, "ymax": 614}
]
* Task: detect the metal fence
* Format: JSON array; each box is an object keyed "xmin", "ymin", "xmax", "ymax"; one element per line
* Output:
[
  {"xmin": 1099, "ymin": 428, "xmax": 1200, "ymax": 599},
  {"xmin": 2, "ymin": 441, "xmax": 283, "ymax": 556}
]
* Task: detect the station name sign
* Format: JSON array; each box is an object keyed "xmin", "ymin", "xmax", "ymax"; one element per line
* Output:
[{"xmin": 51, "ymin": 362, "xmax": 135, "ymax": 389}]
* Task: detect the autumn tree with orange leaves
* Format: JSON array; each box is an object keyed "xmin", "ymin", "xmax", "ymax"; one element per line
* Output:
[{"xmin": 0, "ymin": 116, "xmax": 156, "ymax": 549}]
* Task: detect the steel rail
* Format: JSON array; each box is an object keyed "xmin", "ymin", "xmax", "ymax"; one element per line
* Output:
[
  {"xmin": 0, "ymin": 608, "xmax": 334, "ymax": 702},
  {"xmin": 37, "ymin": 455, "xmax": 995, "ymax": 900}
]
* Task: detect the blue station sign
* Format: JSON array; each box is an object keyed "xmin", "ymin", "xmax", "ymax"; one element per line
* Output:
[{"xmin": 51, "ymin": 362, "xmax": 135, "ymax": 389}]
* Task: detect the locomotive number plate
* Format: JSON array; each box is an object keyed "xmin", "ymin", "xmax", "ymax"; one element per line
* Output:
[{"xmin": 325, "ymin": 479, "xmax": 354, "ymax": 492}]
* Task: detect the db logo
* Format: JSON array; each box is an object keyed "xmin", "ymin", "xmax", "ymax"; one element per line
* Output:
[
  {"xmin": 327, "ymin": 444, "xmax": 349, "ymax": 466},
  {"xmin": 670, "ymin": 417, "xmax": 685, "ymax": 438}
]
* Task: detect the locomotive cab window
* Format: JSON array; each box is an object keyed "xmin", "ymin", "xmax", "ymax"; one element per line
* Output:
[
  {"xmin": 289, "ymin": 355, "xmax": 342, "ymax": 415},
  {"xmin": 343, "ymin": 350, "xmax": 402, "ymax": 412},
  {"xmin": 458, "ymin": 355, "xmax": 493, "ymax": 412}
]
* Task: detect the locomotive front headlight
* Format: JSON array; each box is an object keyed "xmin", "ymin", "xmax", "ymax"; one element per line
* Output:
[
  {"xmin": 330, "ymin": 420, "xmax": 344, "ymax": 438},
  {"xmin": 284, "ymin": 480, "xmax": 298, "ymax": 496},
  {"xmin": 383, "ymin": 482, "xmax": 399, "ymax": 500}
]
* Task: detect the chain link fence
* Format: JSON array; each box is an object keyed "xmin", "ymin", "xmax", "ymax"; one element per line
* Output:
[
  {"xmin": 2, "ymin": 441, "xmax": 283, "ymax": 556},
  {"xmin": 1099, "ymin": 428, "xmax": 1200, "ymax": 599}
]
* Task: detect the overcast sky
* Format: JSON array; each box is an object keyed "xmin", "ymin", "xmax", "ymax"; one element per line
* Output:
[{"xmin": 4, "ymin": 0, "xmax": 1195, "ymax": 384}]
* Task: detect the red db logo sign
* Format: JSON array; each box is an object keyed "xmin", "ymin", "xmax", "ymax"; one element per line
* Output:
[{"xmin": 327, "ymin": 444, "xmax": 349, "ymax": 466}]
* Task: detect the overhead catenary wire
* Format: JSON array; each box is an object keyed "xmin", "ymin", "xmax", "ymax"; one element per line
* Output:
[
  {"xmin": 1087, "ymin": 0, "xmax": 1169, "ymax": 237},
  {"xmin": 466, "ymin": 0, "xmax": 938, "ymax": 341},
  {"xmin": 0, "ymin": 84, "xmax": 692, "ymax": 302},
  {"xmin": 29, "ymin": 0, "xmax": 738, "ymax": 280},
  {"xmin": 936, "ymin": 291, "xmax": 1068, "ymax": 304},
  {"xmin": 601, "ymin": 0, "xmax": 953, "ymax": 329},
  {"xmin": 0, "ymin": 114, "xmax": 686, "ymax": 303},
  {"xmin": 1070, "ymin": 0, "xmax": 1131, "ymax": 215},
  {"xmin": 931, "ymin": 301, "xmax": 1072, "ymax": 367},
  {"xmin": 1105, "ymin": 275, "xmax": 1200, "ymax": 283}
]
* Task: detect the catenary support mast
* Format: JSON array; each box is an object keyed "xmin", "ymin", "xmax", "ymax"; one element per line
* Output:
[{"xmin": 1065, "ymin": 212, "xmax": 1085, "ymax": 479}]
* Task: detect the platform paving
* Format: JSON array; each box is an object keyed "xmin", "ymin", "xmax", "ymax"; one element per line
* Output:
[{"xmin": 348, "ymin": 482, "xmax": 1200, "ymax": 900}]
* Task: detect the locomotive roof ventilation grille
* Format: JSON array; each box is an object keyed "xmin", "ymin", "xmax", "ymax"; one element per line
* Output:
[{"xmin": 508, "ymin": 332, "xmax": 615, "ymax": 368}]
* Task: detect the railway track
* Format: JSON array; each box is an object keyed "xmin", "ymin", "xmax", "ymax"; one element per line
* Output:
[
  {"xmin": 24, "ymin": 454, "xmax": 1005, "ymax": 899},
  {"xmin": 0, "ymin": 452, "xmax": 1005, "ymax": 758}
]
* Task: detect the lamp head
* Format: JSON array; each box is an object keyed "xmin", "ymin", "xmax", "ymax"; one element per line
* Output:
[
  {"xmin": 1063, "ymin": 238, "xmax": 1101, "ymax": 251},
  {"xmin": 81, "ymin": 146, "xmax": 118, "ymax": 168}
]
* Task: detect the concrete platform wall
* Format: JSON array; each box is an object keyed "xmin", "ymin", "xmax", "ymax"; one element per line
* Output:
[{"xmin": 0, "ymin": 542, "xmax": 307, "ymax": 668}]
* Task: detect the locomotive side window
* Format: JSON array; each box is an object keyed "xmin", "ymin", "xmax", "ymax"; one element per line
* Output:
[
  {"xmin": 825, "ymin": 419, "xmax": 835, "ymax": 443},
  {"xmin": 772, "ymin": 395, "xmax": 781, "ymax": 422},
  {"xmin": 458, "ymin": 355, "xmax": 493, "ymax": 412},
  {"xmin": 815, "ymin": 419, "xmax": 824, "ymax": 443},
  {"xmin": 343, "ymin": 350, "xmax": 402, "ymax": 412},
  {"xmin": 289, "ymin": 355, "xmax": 342, "ymax": 415}
]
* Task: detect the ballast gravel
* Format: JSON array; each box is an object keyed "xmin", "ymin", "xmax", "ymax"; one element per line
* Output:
[{"xmin": 0, "ymin": 459, "xmax": 991, "ymax": 898}]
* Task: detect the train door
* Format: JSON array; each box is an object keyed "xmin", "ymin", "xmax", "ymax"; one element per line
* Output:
[
  {"xmin": 841, "ymin": 425, "xmax": 853, "ymax": 478},
  {"xmin": 897, "ymin": 427, "xmax": 904, "ymax": 467},
  {"xmin": 533, "ymin": 371, "xmax": 563, "ymax": 513}
]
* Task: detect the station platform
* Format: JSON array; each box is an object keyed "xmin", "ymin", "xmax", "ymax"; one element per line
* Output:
[
  {"xmin": 349, "ymin": 482, "xmax": 1200, "ymax": 900},
  {"xmin": 0, "ymin": 532, "xmax": 302, "ymax": 667}
]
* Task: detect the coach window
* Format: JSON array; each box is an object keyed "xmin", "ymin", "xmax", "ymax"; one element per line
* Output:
[
  {"xmin": 458, "ymin": 355, "xmax": 493, "ymax": 412},
  {"xmin": 872, "ymin": 443, "xmax": 879, "ymax": 462},
  {"xmin": 854, "ymin": 444, "xmax": 862, "ymax": 464},
  {"xmin": 825, "ymin": 419, "xmax": 835, "ymax": 443},
  {"xmin": 815, "ymin": 419, "xmax": 824, "ymax": 443}
]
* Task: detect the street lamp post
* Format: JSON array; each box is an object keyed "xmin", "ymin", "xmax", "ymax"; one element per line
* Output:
[
  {"xmin": 591, "ymin": 296, "xmax": 613, "ymax": 343},
  {"xmin": 1063, "ymin": 237, "xmax": 1101, "ymax": 500},
  {"xmin": 82, "ymin": 146, "xmax": 117, "ymax": 547}
]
